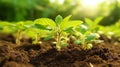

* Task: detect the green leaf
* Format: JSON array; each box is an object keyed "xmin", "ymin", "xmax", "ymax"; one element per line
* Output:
[
  {"xmin": 60, "ymin": 20, "xmax": 83, "ymax": 31},
  {"xmin": 0, "ymin": 22, "xmax": 12, "ymax": 26},
  {"xmin": 85, "ymin": 33, "xmax": 100, "ymax": 41},
  {"xmin": 15, "ymin": 21, "xmax": 25, "ymax": 30},
  {"xmin": 34, "ymin": 18, "xmax": 56, "ymax": 29},
  {"xmin": 86, "ymin": 43, "xmax": 93, "ymax": 49},
  {"xmin": 24, "ymin": 21, "xmax": 35, "ymax": 28},
  {"xmin": 34, "ymin": 24, "xmax": 52, "ymax": 30},
  {"xmin": 64, "ymin": 27, "xmax": 74, "ymax": 33},
  {"xmin": 60, "ymin": 15, "xmax": 71, "ymax": 26},
  {"xmin": 84, "ymin": 18, "xmax": 93, "ymax": 26},
  {"xmin": 94, "ymin": 16, "xmax": 103, "ymax": 24},
  {"xmin": 25, "ymin": 28, "xmax": 50, "ymax": 38},
  {"xmin": 25, "ymin": 30, "xmax": 37, "ymax": 39},
  {"xmin": 44, "ymin": 35, "xmax": 53, "ymax": 41},
  {"xmin": 76, "ymin": 24, "xmax": 88, "ymax": 34},
  {"xmin": 55, "ymin": 15, "xmax": 63, "ymax": 26},
  {"xmin": 82, "ymin": 43, "xmax": 93, "ymax": 50},
  {"xmin": 60, "ymin": 42, "xmax": 68, "ymax": 47},
  {"xmin": 24, "ymin": 21, "xmax": 33, "ymax": 25},
  {"xmin": 0, "ymin": 26, "xmax": 3, "ymax": 30},
  {"xmin": 74, "ymin": 40, "xmax": 81, "ymax": 45}
]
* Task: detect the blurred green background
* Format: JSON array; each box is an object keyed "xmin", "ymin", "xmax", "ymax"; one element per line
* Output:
[{"xmin": 0, "ymin": 0, "xmax": 120, "ymax": 25}]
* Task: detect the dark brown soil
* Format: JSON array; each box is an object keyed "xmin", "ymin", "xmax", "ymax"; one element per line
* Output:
[{"xmin": 0, "ymin": 33, "xmax": 120, "ymax": 67}]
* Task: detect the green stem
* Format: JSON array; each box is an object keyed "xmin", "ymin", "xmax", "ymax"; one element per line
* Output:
[
  {"xmin": 16, "ymin": 30, "xmax": 22, "ymax": 45},
  {"xmin": 56, "ymin": 32, "xmax": 61, "ymax": 46},
  {"xmin": 34, "ymin": 33, "xmax": 39, "ymax": 44},
  {"xmin": 56, "ymin": 27, "xmax": 62, "ymax": 50}
]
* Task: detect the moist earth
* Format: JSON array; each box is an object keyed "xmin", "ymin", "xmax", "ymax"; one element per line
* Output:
[{"xmin": 0, "ymin": 34, "xmax": 120, "ymax": 67}]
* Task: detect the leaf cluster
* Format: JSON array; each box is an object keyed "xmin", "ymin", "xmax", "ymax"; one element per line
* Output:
[{"xmin": 0, "ymin": 15, "xmax": 102, "ymax": 50}]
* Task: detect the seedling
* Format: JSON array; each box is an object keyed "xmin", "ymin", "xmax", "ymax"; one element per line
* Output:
[
  {"xmin": 74, "ymin": 24, "xmax": 100, "ymax": 50},
  {"xmin": 85, "ymin": 16, "xmax": 103, "ymax": 33},
  {"xmin": 0, "ymin": 21, "xmax": 12, "ymax": 32},
  {"xmin": 1, "ymin": 21, "xmax": 34, "ymax": 45},
  {"xmin": 34, "ymin": 15, "xmax": 83, "ymax": 50},
  {"xmin": 25, "ymin": 27, "xmax": 51, "ymax": 44},
  {"xmin": 99, "ymin": 21, "xmax": 120, "ymax": 42}
]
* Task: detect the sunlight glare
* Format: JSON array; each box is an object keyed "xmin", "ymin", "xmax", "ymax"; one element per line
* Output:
[
  {"xmin": 50, "ymin": 0, "xmax": 64, "ymax": 4},
  {"xmin": 78, "ymin": 0, "xmax": 105, "ymax": 17},
  {"xmin": 81, "ymin": 0, "xmax": 104, "ymax": 7},
  {"xmin": 50, "ymin": 0, "xmax": 55, "ymax": 3},
  {"xmin": 58, "ymin": 0, "xmax": 64, "ymax": 4}
]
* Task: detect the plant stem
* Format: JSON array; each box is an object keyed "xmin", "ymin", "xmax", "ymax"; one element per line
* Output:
[
  {"xmin": 16, "ymin": 30, "xmax": 22, "ymax": 45},
  {"xmin": 57, "ymin": 32, "xmax": 61, "ymax": 46},
  {"xmin": 56, "ymin": 27, "xmax": 62, "ymax": 50},
  {"xmin": 34, "ymin": 33, "xmax": 39, "ymax": 44}
]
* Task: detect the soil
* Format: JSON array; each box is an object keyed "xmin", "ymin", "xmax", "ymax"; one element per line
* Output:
[{"xmin": 0, "ymin": 33, "xmax": 120, "ymax": 67}]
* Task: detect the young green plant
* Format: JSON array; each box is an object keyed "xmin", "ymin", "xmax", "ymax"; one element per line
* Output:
[
  {"xmin": 24, "ymin": 26, "xmax": 52, "ymax": 44},
  {"xmin": 74, "ymin": 24, "xmax": 100, "ymax": 50},
  {"xmin": 34, "ymin": 15, "xmax": 83, "ymax": 50},
  {"xmin": 85, "ymin": 16, "xmax": 103, "ymax": 33},
  {"xmin": 2, "ymin": 21, "xmax": 34, "ymax": 45}
]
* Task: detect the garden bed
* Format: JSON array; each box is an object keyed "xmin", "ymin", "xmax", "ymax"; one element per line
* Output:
[{"xmin": 0, "ymin": 34, "xmax": 120, "ymax": 67}]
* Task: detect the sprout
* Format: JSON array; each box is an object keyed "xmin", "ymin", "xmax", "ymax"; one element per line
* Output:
[
  {"xmin": 34, "ymin": 15, "xmax": 83, "ymax": 51},
  {"xmin": 74, "ymin": 24, "xmax": 100, "ymax": 50}
]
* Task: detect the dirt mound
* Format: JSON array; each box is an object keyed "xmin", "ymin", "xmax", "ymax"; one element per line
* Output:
[{"xmin": 0, "ymin": 41, "xmax": 120, "ymax": 67}]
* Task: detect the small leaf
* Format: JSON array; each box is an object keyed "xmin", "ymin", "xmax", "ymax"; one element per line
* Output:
[
  {"xmin": 44, "ymin": 35, "xmax": 53, "ymax": 41},
  {"xmin": 64, "ymin": 27, "xmax": 74, "ymax": 33},
  {"xmin": 60, "ymin": 42, "xmax": 68, "ymax": 47},
  {"xmin": 34, "ymin": 18, "xmax": 56, "ymax": 29},
  {"xmin": 34, "ymin": 24, "xmax": 51, "ymax": 30},
  {"xmin": 55, "ymin": 15, "xmax": 63, "ymax": 26},
  {"xmin": 84, "ymin": 18, "xmax": 93, "ymax": 26},
  {"xmin": 94, "ymin": 16, "xmax": 103, "ymax": 24},
  {"xmin": 60, "ymin": 15, "xmax": 72, "ymax": 26},
  {"xmin": 82, "ymin": 43, "xmax": 93, "ymax": 50},
  {"xmin": 60, "ymin": 20, "xmax": 83, "ymax": 31},
  {"xmin": 0, "ymin": 22, "xmax": 12, "ymax": 26},
  {"xmin": 76, "ymin": 24, "xmax": 88, "ymax": 34},
  {"xmin": 16, "ymin": 21, "xmax": 25, "ymax": 30},
  {"xmin": 87, "ymin": 43, "xmax": 93, "ymax": 49},
  {"xmin": 24, "ymin": 21, "xmax": 35, "ymax": 28},
  {"xmin": 25, "ymin": 30, "xmax": 37, "ymax": 39},
  {"xmin": 85, "ymin": 33, "xmax": 100, "ymax": 41},
  {"xmin": 0, "ymin": 26, "xmax": 3, "ymax": 30},
  {"xmin": 74, "ymin": 40, "xmax": 81, "ymax": 45},
  {"xmin": 25, "ymin": 28, "xmax": 51, "ymax": 38}
]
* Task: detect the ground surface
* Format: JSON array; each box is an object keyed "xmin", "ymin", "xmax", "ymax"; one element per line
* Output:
[{"xmin": 0, "ymin": 33, "xmax": 120, "ymax": 67}]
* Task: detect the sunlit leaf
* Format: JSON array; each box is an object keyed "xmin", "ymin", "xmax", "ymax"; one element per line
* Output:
[
  {"xmin": 15, "ymin": 21, "xmax": 25, "ymax": 30},
  {"xmin": 25, "ymin": 28, "xmax": 51, "ymax": 38},
  {"xmin": 34, "ymin": 18, "xmax": 56, "ymax": 29},
  {"xmin": 24, "ymin": 21, "xmax": 35, "ymax": 28},
  {"xmin": 94, "ymin": 16, "xmax": 103, "ymax": 24},
  {"xmin": 64, "ymin": 27, "xmax": 74, "ymax": 33},
  {"xmin": 34, "ymin": 24, "xmax": 52, "ymax": 30},
  {"xmin": 0, "ymin": 22, "xmax": 14, "ymax": 26},
  {"xmin": 44, "ymin": 35, "xmax": 53, "ymax": 41},
  {"xmin": 87, "ymin": 43, "xmax": 93, "ymax": 49},
  {"xmin": 85, "ymin": 33, "xmax": 100, "ymax": 41},
  {"xmin": 84, "ymin": 18, "xmax": 93, "ymax": 26},
  {"xmin": 60, "ymin": 20, "xmax": 83, "ymax": 31},
  {"xmin": 60, "ymin": 15, "xmax": 71, "ymax": 26},
  {"xmin": 0, "ymin": 26, "xmax": 3, "ymax": 30},
  {"xmin": 76, "ymin": 24, "xmax": 88, "ymax": 34},
  {"xmin": 55, "ymin": 15, "xmax": 63, "ymax": 26}
]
